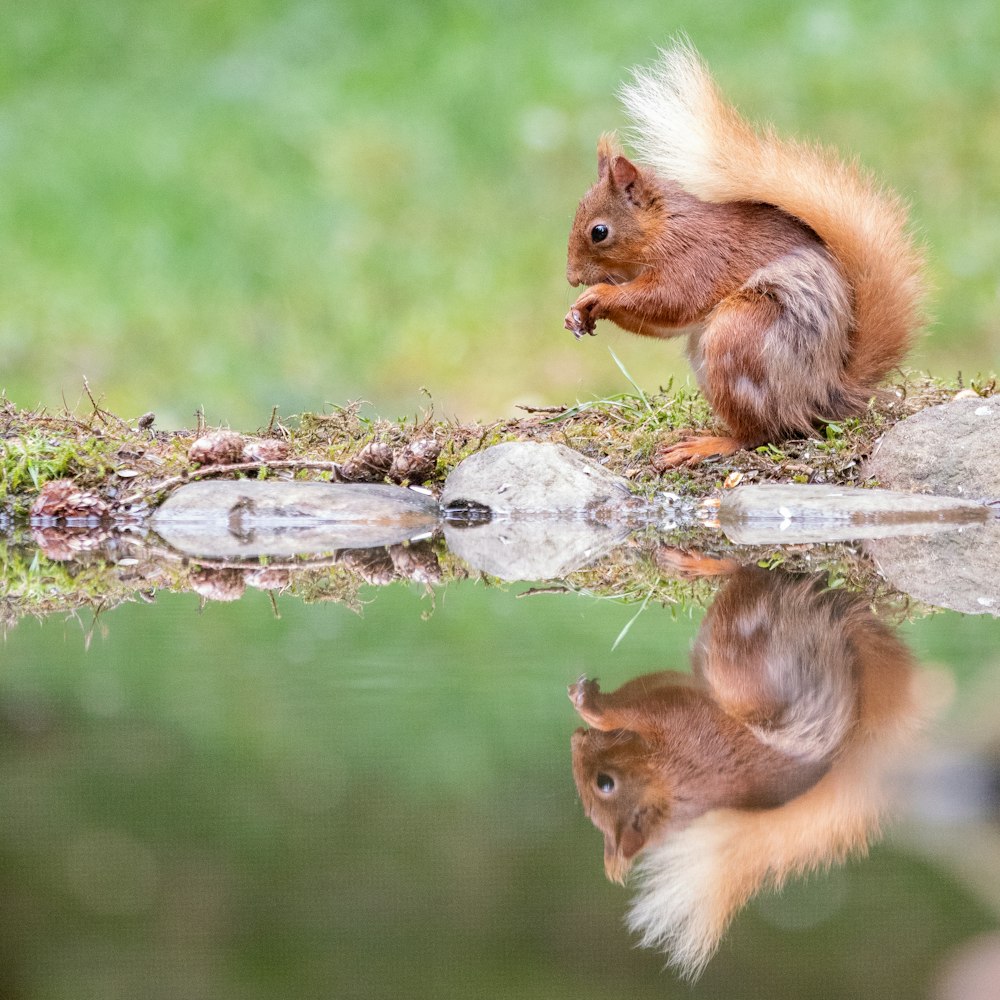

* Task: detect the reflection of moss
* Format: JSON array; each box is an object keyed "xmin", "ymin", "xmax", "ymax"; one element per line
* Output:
[{"xmin": 2, "ymin": 522, "xmax": 934, "ymax": 633}]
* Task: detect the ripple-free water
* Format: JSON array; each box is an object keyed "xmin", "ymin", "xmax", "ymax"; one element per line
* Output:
[{"xmin": 1, "ymin": 570, "xmax": 999, "ymax": 1000}]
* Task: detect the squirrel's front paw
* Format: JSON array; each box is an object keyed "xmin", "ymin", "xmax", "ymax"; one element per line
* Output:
[
  {"xmin": 564, "ymin": 290, "xmax": 602, "ymax": 339},
  {"xmin": 568, "ymin": 675, "xmax": 602, "ymax": 723},
  {"xmin": 564, "ymin": 307, "xmax": 597, "ymax": 339}
]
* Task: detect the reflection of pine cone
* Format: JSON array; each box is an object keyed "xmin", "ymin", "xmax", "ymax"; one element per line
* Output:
[
  {"xmin": 340, "ymin": 441, "xmax": 393, "ymax": 482},
  {"xmin": 30, "ymin": 479, "xmax": 110, "ymax": 520},
  {"xmin": 389, "ymin": 543, "xmax": 442, "ymax": 584},
  {"xmin": 389, "ymin": 438, "xmax": 441, "ymax": 484},
  {"xmin": 189, "ymin": 431, "xmax": 246, "ymax": 466},
  {"xmin": 340, "ymin": 548, "xmax": 397, "ymax": 585},
  {"xmin": 245, "ymin": 568, "xmax": 291, "ymax": 591},
  {"xmin": 189, "ymin": 568, "xmax": 246, "ymax": 602},
  {"xmin": 31, "ymin": 526, "xmax": 110, "ymax": 561}
]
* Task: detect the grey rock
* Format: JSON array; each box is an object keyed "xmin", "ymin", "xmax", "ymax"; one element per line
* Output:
[
  {"xmin": 720, "ymin": 483, "xmax": 988, "ymax": 544},
  {"xmin": 151, "ymin": 480, "xmax": 440, "ymax": 558},
  {"xmin": 864, "ymin": 396, "xmax": 1000, "ymax": 502},
  {"xmin": 440, "ymin": 442, "xmax": 631, "ymax": 516}
]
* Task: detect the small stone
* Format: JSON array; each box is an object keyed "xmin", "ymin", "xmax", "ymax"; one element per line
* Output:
[{"xmin": 720, "ymin": 483, "xmax": 987, "ymax": 544}]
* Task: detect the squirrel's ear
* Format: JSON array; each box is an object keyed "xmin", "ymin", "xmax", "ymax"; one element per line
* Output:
[
  {"xmin": 596, "ymin": 133, "xmax": 622, "ymax": 180},
  {"xmin": 603, "ymin": 804, "xmax": 667, "ymax": 883},
  {"xmin": 610, "ymin": 155, "xmax": 640, "ymax": 191},
  {"xmin": 603, "ymin": 834, "xmax": 634, "ymax": 884}
]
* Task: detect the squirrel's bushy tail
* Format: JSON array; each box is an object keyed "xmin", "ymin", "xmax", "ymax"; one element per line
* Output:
[{"xmin": 620, "ymin": 41, "xmax": 925, "ymax": 388}]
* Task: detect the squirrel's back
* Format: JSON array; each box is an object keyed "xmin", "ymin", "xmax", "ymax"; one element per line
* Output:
[{"xmin": 620, "ymin": 41, "xmax": 925, "ymax": 388}]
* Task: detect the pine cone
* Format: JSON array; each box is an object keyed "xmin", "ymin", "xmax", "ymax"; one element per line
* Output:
[
  {"xmin": 242, "ymin": 439, "xmax": 291, "ymax": 463},
  {"xmin": 340, "ymin": 548, "xmax": 397, "ymax": 585},
  {"xmin": 389, "ymin": 437, "xmax": 441, "ymax": 483},
  {"xmin": 245, "ymin": 568, "xmax": 291, "ymax": 591},
  {"xmin": 340, "ymin": 441, "xmax": 394, "ymax": 481},
  {"xmin": 188, "ymin": 431, "xmax": 246, "ymax": 465},
  {"xmin": 389, "ymin": 543, "xmax": 442, "ymax": 584},
  {"xmin": 189, "ymin": 568, "xmax": 247, "ymax": 602},
  {"xmin": 30, "ymin": 479, "xmax": 110, "ymax": 520}
]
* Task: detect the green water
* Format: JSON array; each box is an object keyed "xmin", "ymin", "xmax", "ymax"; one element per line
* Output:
[{"xmin": 1, "ymin": 577, "xmax": 998, "ymax": 999}]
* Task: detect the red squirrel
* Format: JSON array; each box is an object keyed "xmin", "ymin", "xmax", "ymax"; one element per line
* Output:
[
  {"xmin": 569, "ymin": 564, "xmax": 925, "ymax": 977},
  {"xmin": 564, "ymin": 43, "xmax": 926, "ymax": 467}
]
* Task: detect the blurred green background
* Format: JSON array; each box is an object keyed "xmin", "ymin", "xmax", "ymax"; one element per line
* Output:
[{"xmin": 1, "ymin": 0, "xmax": 998, "ymax": 429}]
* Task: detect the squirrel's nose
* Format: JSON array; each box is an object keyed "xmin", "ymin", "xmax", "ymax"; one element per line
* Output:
[{"xmin": 567, "ymin": 269, "xmax": 582, "ymax": 287}]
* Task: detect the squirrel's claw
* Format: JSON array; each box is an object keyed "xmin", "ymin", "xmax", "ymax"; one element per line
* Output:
[
  {"xmin": 568, "ymin": 675, "xmax": 600, "ymax": 712},
  {"xmin": 564, "ymin": 307, "xmax": 597, "ymax": 339}
]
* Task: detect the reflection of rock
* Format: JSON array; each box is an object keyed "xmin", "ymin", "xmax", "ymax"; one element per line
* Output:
[
  {"xmin": 720, "ymin": 483, "xmax": 988, "ymax": 544},
  {"xmin": 441, "ymin": 442, "xmax": 633, "ymax": 516},
  {"xmin": 867, "ymin": 520, "xmax": 1000, "ymax": 616},
  {"xmin": 151, "ymin": 481, "xmax": 440, "ymax": 558},
  {"xmin": 443, "ymin": 519, "xmax": 626, "ymax": 581},
  {"xmin": 865, "ymin": 396, "xmax": 1000, "ymax": 502},
  {"xmin": 569, "ymin": 567, "xmax": 925, "ymax": 977}
]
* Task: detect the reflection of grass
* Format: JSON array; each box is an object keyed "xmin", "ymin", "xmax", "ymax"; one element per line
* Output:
[{"xmin": 1, "ymin": 1, "xmax": 997, "ymax": 426}]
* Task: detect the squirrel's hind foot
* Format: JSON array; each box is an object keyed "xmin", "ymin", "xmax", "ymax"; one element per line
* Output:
[{"xmin": 652, "ymin": 434, "xmax": 742, "ymax": 470}]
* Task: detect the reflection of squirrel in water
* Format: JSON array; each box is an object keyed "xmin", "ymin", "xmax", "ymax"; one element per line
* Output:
[
  {"xmin": 564, "ymin": 42, "xmax": 925, "ymax": 467},
  {"xmin": 569, "ymin": 565, "xmax": 924, "ymax": 977}
]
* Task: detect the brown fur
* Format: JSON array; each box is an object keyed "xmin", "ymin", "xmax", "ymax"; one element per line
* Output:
[
  {"xmin": 569, "ymin": 566, "xmax": 924, "ymax": 975},
  {"xmin": 565, "ymin": 45, "xmax": 926, "ymax": 465}
]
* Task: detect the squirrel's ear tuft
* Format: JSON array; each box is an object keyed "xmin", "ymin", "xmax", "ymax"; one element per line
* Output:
[{"xmin": 597, "ymin": 132, "xmax": 622, "ymax": 180}]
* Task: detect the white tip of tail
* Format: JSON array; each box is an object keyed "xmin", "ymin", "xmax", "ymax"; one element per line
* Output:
[{"xmin": 618, "ymin": 40, "xmax": 733, "ymax": 197}]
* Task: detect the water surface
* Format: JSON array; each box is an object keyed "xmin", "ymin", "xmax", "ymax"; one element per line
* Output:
[{"xmin": 2, "ymin": 561, "xmax": 999, "ymax": 999}]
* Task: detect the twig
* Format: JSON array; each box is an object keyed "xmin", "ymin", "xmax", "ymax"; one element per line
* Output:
[
  {"xmin": 516, "ymin": 585, "xmax": 570, "ymax": 598},
  {"xmin": 515, "ymin": 404, "xmax": 570, "ymax": 414}
]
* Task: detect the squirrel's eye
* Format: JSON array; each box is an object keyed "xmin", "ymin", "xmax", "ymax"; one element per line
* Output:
[
  {"xmin": 596, "ymin": 773, "xmax": 615, "ymax": 794},
  {"xmin": 590, "ymin": 224, "xmax": 609, "ymax": 244}
]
